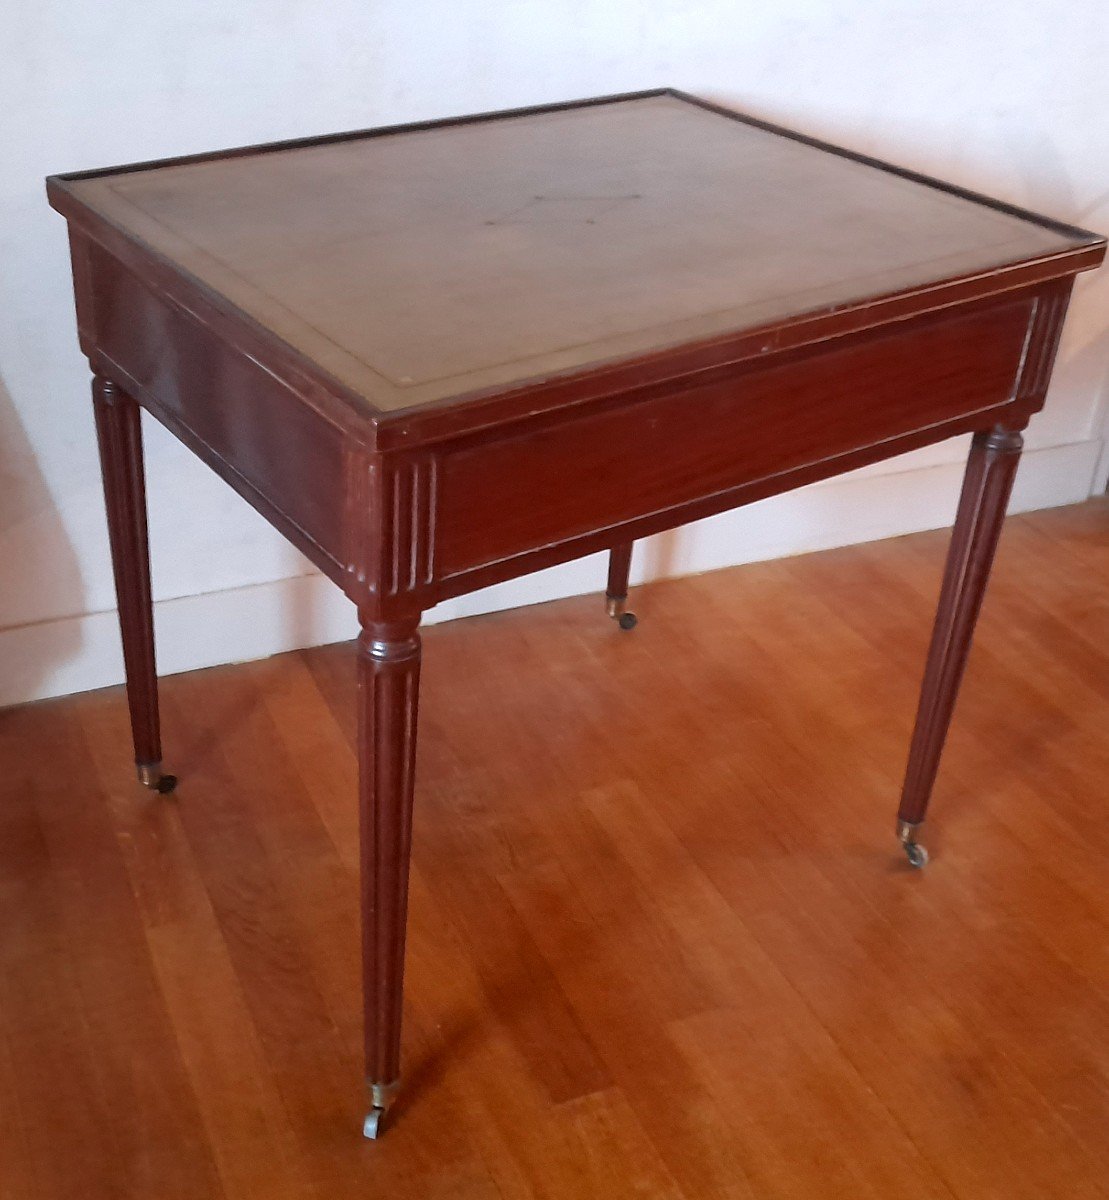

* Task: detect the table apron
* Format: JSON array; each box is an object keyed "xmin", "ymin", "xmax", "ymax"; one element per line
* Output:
[
  {"xmin": 76, "ymin": 235, "xmax": 352, "ymax": 586},
  {"xmin": 432, "ymin": 293, "xmax": 1045, "ymax": 593},
  {"xmin": 73, "ymin": 229, "xmax": 1066, "ymax": 615}
]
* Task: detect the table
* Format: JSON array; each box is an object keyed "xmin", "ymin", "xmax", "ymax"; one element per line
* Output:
[{"xmin": 47, "ymin": 89, "xmax": 1105, "ymax": 1138}]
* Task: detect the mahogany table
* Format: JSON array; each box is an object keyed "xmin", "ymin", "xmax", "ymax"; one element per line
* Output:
[{"xmin": 47, "ymin": 89, "xmax": 1105, "ymax": 1137}]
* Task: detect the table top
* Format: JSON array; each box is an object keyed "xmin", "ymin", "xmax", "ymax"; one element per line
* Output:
[{"xmin": 51, "ymin": 90, "xmax": 1102, "ymax": 420}]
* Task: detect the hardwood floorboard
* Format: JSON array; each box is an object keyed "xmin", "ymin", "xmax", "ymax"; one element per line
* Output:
[
  {"xmin": 0, "ymin": 715, "xmax": 125, "ymax": 1200},
  {"xmin": 74, "ymin": 688, "xmax": 314, "ymax": 1200},
  {"xmin": 1, "ymin": 497, "xmax": 1106, "ymax": 1199}
]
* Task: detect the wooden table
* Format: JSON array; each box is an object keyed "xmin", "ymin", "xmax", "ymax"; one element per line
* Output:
[{"xmin": 47, "ymin": 89, "xmax": 1104, "ymax": 1138}]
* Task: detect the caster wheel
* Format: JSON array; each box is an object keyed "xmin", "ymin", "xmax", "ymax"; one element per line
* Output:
[
  {"xmin": 617, "ymin": 611, "xmax": 638, "ymax": 631},
  {"xmin": 363, "ymin": 1108, "xmax": 384, "ymax": 1139},
  {"xmin": 904, "ymin": 842, "xmax": 929, "ymax": 869},
  {"xmin": 138, "ymin": 764, "xmax": 178, "ymax": 794}
]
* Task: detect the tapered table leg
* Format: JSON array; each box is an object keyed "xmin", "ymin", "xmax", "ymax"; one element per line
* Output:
[
  {"xmin": 91, "ymin": 374, "xmax": 175, "ymax": 793},
  {"xmin": 896, "ymin": 424, "xmax": 1024, "ymax": 866},
  {"xmin": 358, "ymin": 615, "xmax": 422, "ymax": 1138},
  {"xmin": 605, "ymin": 541, "xmax": 637, "ymax": 630}
]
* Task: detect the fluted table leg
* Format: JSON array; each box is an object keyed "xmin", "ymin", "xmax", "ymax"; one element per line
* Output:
[
  {"xmin": 91, "ymin": 374, "xmax": 175, "ymax": 793},
  {"xmin": 896, "ymin": 424, "xmax": 1025, "ymax": 866},
  {"xmin": 358, "ymin": 614, "xmax": 422, "ymax": 1137}
]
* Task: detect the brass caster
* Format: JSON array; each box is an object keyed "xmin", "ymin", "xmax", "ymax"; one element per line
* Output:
[
  {"xmin": 363, "ymin": 1080, "xmax": 399, "ymax": 1140},
  {"xmin": 605, "ymin": 596, "xmax": 637, "ymax": 630},
  {"xmin": 904, "ymin": 842, "xmax": 929, "ymax": 869},
  {"xmin": 897, "ymin": 819, "xmax": 928, "ymax": 869},
  {"xmin": 137, "ymin": 762, "xmax": 178, "ymax": 794}
]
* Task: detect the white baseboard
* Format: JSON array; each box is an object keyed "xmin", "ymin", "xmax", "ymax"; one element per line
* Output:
[
  {"xmin": 1093, "ymin": 434, "xmax": 1109, "ymax": 496},
  {"xmin": 1, "ymin": 437, "xmax": 1101, "ymax": 708}
]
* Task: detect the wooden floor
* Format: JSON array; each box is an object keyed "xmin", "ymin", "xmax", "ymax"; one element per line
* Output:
[{"xmin": 1, "ymin": 499, "xmax": 1107, "ymax": 1200}]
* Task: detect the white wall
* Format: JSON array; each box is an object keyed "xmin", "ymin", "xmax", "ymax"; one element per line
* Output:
[{"xmin": 2, "ymin": 1, "xmax": 1107, "ymax": 707}]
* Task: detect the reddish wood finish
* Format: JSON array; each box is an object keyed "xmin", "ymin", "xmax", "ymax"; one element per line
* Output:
[
  {"xmin": 90, "ymin": 374, "xmax": 163, "ymax": 775},
  {"xmin": 47, "ymin": 92, "xmax": 1105, "ymax": 1135},
  {"xmin": 606, "ymin": 543, "xmax": 634, "ymax": 606},
  {"xmin": 898, "ymin": 425, "xmax": 1025, "ymax": 829},
  {"xmin": 81, "ymin": 238, "xmax": 351, "ymax": 586},
  {"xmin": 357, "ymin": 616, "xmax": 421, "ymax": 1126},
  {"xmin": 434, "ymin": 297, "xmax": 1035, "ymax": 582}
]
